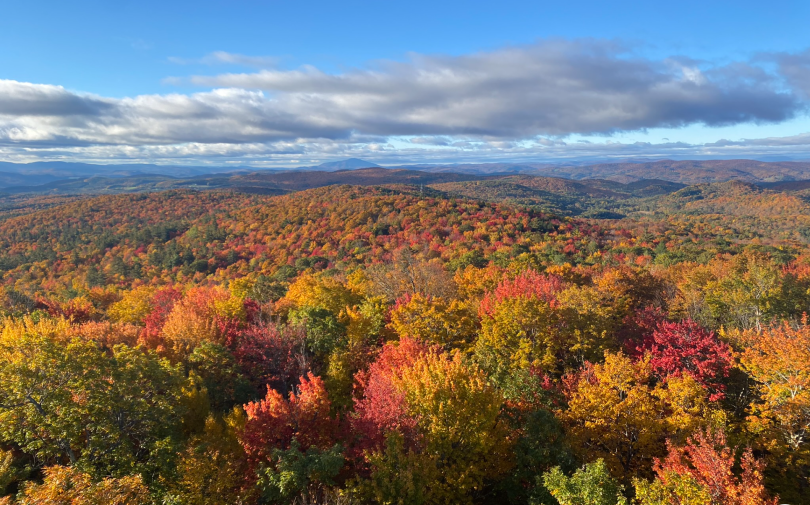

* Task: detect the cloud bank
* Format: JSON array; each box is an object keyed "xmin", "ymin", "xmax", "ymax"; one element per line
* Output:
[{"xmin": 1, "ymin": 40, "xmax": 810, "ymax": 165}]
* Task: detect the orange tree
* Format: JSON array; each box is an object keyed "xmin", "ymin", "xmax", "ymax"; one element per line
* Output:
[{"xmin": 736, "ymin": 321, "xmax": 810, "ymax": 500}]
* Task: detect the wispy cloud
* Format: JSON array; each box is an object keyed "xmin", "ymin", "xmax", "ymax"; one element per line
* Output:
[
  {"xmin": 168, "ymin": 51, "xmax": 279, "ymax": 68},
  {"xmin": 130, "ymin": 39, "xmax": 153, "ymax": 51}
]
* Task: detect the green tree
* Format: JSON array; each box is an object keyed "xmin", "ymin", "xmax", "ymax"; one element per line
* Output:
[
  {"xmin": 543, "ymin": 460, "xmax": 628, "ymax": 505},
  {"xmin": 288, "ymin": 306, "xmax": 347, "ymax": 360},
  {"xmin": 257, "ymin": 439, "xmax": 344, "ymax": 504},
  {"xmin": 0, "ymin": 322, "xmax": 186, "ymax": 481},
  {"xmin": 187, "ymin": 343, "xmax": 255, "ymax": 412}
]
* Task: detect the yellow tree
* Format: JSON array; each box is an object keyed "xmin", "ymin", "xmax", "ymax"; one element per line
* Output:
[
  {"xmin": 6, "ymin": 466, "xmax": 149, "ymax": 505},
  {"xmin": 453, "ymin": 263, "xmax": 505, "ymax": 302},
  {"xmin": 738, "ymin": 322, "xmax": 810, "ymax": 451},
  {"xmin": 388, "ymin": 293, "xmax": 478, "ymax": 350},
  {"xmin": 282, "ymin": 273, "xmax": 357, "ymax": 316},
  {"xmin": 556, "ymin": 284, "xmax": 622, "ymax": 365},
  {"xmin": 562, "ymin": 353, "xmax": 718, "ymax": 483},
  {"xmin": 356, "ymin": 341, "xmax": 513, "ymax": 504},
  {"xmin": 397, "ymin": 351, "xmax": 513, "ymax": 503},
  {"xmin": 171, "ymin": 410, "xmax": 253, "ymax": 505},
  {"xmin": 107, "ymin": 285, "xmax": 155, "ymax": 325},
  {"xmin": 475, "ymin": 270, "xmax": 564, "ymax": 375}
]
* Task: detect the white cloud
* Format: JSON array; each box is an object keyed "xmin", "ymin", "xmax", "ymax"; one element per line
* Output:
[
  {"xmin": 182, "ymin": 40, "xmax": 799, "ymax": 137},
  {"xmin": 3, "ymin": 132, "xmax": 810, "ymax": 168},
  {"xmin": 1, "ymin": 40, "xmax": 810, "ymax": 165},
  {"xmin": 0, "ymin": 80, "xmax": 112, "ymax": 117}
]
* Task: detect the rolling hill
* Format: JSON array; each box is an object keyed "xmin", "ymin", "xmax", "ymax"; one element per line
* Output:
[{"xmin": 5, "ymin": 159, "xmax": 810, "ymax": 195}]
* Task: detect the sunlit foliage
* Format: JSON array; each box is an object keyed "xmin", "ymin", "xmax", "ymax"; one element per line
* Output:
[{"xmin": 0, "ymin": 184, "xmax": 808, "ymax": 503}]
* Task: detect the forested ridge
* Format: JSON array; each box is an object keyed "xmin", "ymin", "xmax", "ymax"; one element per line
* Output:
[{"xmin": 0, "ymin": 183, "xmax": 809, "ymax": 504}]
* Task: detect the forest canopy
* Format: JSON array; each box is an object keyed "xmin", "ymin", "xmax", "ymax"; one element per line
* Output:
[{"xmin": 0, "ymin": 182, "xmax": 808, "ymax": 504}]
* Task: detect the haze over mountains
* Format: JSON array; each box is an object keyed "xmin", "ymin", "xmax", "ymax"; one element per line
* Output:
[{"xmin": 5, "ymin": 158, "xmax": 810, "ymax": 195}]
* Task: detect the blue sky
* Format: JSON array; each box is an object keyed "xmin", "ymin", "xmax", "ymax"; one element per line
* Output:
[{"xmin": 1, "ymin": 0, "xmax": 810, "ymax": 167}]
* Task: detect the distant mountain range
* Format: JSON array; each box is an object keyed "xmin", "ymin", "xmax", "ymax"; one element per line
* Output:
[
  {"xmin": 4, "ymin": 158, "xmax": 810, "ymax": 194},
  {"xmin": 7, "ymin": 161, "xmax": 810, "ymax": 228},
  {"xmin": 0, "ymin": 158, "xmax": 380, "ymax": 180},
  {"xmin": 401, "ymin": 159, "xmax": 810, "ymax": 183},
  {"xmin": 0, "ymin": 161, "xmax": 251, "ymax": 178}
]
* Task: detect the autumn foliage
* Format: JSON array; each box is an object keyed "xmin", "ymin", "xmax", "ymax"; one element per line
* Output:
[
  {"xmin": 642, "ymin": 319, "xmax": 732, "ymax": 400},
  {"xmin": 241, "ymin": 372, "xmax": 338, "ymax": 464},
  {"xmin": 635, "ymin": 429, "xmax": 778, "ymax": 505},
  {"xmin": 1, "ymin": 185, "xmax": 809, "ymax": 503}
]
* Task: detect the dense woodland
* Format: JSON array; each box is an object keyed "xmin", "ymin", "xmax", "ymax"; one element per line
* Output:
[{"xmin": 0, "ymin": 180, "xmax": 809, "ymax": 504}]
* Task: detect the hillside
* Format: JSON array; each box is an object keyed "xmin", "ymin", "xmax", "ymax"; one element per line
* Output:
[
  {"xmin": 0, "ymin": 167, "xmax": 497, "ymax": 195},
  {"xmin": 414, "ymin": 159, "xmax": 810, "ymax": 183},
  {"xmin": 0, "ymin": 183, "xmax": 809, "ymax": 503},
  {"xmin": 553, "ymin": 159, "xmax": 810, "ymax": 183},
  {"xmin": 5, "ymin": 159, "xmax": 810, "ymax": 196},
  {"xmin": 0, "ymin": 186, "xmax": 579, "ymax": 294},
  {"xmin": 3, "ymin": 179, "xmax": 809, "ymax": 295}
]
